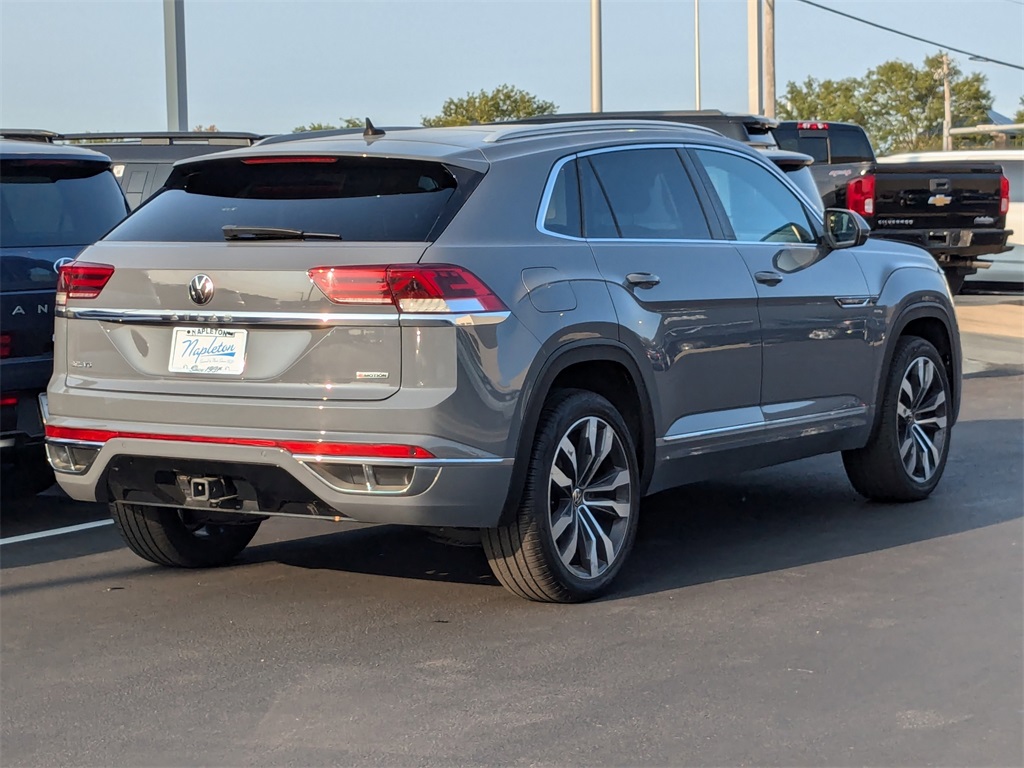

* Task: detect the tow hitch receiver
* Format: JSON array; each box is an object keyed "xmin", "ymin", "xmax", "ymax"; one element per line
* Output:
[{"xmin": 177, "ymin": 474, "xmax": 239, "ymax": 507}]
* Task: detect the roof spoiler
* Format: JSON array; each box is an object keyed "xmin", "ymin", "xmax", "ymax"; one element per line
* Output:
[
  {"xmin": 0, "ymin": 129, "xmax": 61, "ymax": 143},
  {"xmin": 59, "ymin": 132, "xmax": 264, "ymax": 146}
]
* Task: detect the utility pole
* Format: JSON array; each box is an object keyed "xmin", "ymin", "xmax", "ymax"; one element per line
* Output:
[
  {"xmin": 941, "ymin": 52, "xmax": 952, "ymax": 151},
  {"xmin": 694, "ymin": 0, "xmax": 701, "ymax": 110},
  {"xmin": 747, "ymin": 0, "xmax": 763, "ymax": 115},
  {"xmin": 763, "ymin": 0, "xmax": 775, "ymax": 118},
  {"xmin": 163, "ymin": 0, "xmax": 188, "ymax": 132},
  {"xmin": 591, "ymin": 0, "xmax": 603, "ymax": 112}
]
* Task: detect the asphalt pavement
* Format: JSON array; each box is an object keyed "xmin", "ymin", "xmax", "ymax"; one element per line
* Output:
[{"xmin": 1, "ymin": 296, "xmax": 1021, "ymax": 767}]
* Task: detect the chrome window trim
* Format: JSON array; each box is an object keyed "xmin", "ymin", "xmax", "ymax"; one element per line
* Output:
[{"xmin": 536, "ymin": 142, "xmax": 825, "ymax": 243}]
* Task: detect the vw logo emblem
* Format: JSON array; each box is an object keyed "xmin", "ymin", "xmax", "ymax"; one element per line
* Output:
[
  {"xmin": 53, "ymin": 256, "xmax": 75, "ymax": 274},
  {"xmin": 188, "ymin": 274, "xmax": 215, "ymax": 305}
]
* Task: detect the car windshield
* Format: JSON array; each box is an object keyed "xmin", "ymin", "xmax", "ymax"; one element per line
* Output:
[
  {"xmin": 106, "ymin": 156, "xmax": 479, "ymax": 242},
  {"xmin": 0, "ymin": 160, "xmax": 128, "ymax": 248}
]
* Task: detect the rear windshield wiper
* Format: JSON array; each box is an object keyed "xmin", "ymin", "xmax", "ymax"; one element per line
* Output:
[{"xmin": 222, "ymin": 225, "xmax": 342, "ymax": 241}]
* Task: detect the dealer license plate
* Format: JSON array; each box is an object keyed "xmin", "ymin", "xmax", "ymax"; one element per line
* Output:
[{"xmin": 169, "ymin": 327, "xmax": 247, "ymax": 375}]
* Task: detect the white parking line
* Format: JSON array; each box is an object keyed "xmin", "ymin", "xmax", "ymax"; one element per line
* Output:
[{"xmin": 0, "ymin": 519, "xmax": 114, "ymax": 546}]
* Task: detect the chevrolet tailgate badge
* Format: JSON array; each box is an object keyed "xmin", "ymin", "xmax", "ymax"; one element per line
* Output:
[{"xmin": 928, "ymin": 194, "xmax": 953, "ymax": 207}]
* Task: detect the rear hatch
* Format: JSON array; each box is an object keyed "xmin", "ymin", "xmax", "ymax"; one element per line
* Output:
[
  {"xmin": 1, "ymin": 155, "xmax": 127, "ymax": 388},
  {"xmin": 59, "ymin": 152, "xmax": 482, "ymax": 402},
  {"xmin": 870, "ymin": 162, "xmax": 1006, "ymax": 230}
]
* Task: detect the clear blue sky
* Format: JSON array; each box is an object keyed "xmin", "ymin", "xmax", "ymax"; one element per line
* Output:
[{"xmin": 1, "ymin": 0, "xmax": 1022, "ymax": 134}]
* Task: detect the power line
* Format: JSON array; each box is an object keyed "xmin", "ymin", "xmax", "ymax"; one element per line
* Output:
[{"xmin": 792, "ymin": 0, "xmax": 1024, "ymax": 70}]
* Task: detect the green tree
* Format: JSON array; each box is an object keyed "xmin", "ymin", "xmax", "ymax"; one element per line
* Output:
[
  {"xmin": 422, "ymin": 84, "xmax": 556, "ymax": 127},
  {"xmin": 1014, "ymin": 96, "xmax": 1024, "ymax": 124},
  {"xmin": 292, "ymin": 117, "xmax": 362, "ymax": 133},
  {"xmin": 777, "ymin": 52, "xmax": 993, "ymax": 154},
  {"xmin": 777, "ymin": 76, "xmax": 869, "ymax": 126}
]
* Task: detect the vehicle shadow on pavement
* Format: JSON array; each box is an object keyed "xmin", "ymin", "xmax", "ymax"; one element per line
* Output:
[
  {"xmin": 241, "ymin": 524, "xmax": 500, "ymax": 588},
  {"xmin": 239, "ymin": 416, "xmax": 1022, "ymax": 600}
]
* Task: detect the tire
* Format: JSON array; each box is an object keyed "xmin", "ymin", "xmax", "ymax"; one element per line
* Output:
[
  {"xmin": 111, "ymin": 502, "xmax": 261, "ymax": 568},
  {"xmin": 482, "ymin": 389, "xmax": 640, "ymax": 603},
  {"xmin": 843, "ymin": 336, "xmax": 952, "ymax": 502}
]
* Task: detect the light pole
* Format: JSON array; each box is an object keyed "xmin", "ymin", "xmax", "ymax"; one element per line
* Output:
[
  {"xmin": 694, "ymin": 0, "xmax": 701, "ymax": 110},
  {"xmin": 747, "ymin": 0, "xmax": 763, "ymax": 115},
  {"xmin": 163, "ymin": 0, "xmax": 188, "ymax": 132},
  {"xmin": 591, "ymin": 0, "xmax": 603, "ymax": 112}
]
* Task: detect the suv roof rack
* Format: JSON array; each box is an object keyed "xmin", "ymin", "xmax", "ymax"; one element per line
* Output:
[
  {"xmin": 515, "ymin": 110, "xmax": 779, "ymax": 130},
  {"xmin": 60, "ymin": 132, "xmax": 264, "ymax": 146},
  {"xmin": 0, "ymin": 129, "xmax": 61, "ymax": 143},
  {"xmin": 481, "ymin": 119, "xmax": 722, "ymax": 143}
]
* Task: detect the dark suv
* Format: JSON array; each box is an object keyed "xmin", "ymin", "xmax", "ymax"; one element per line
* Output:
[
  {"xmin": 1, "ymin": 139, "xmax": 129, "ymax": 494},
  {"xmin": 61, "ymin": 132, "xmax": 264, "ymax": 209},
  {"xmin": 47, "ymin": 120, "xmax": 960, "ymax": 601}
]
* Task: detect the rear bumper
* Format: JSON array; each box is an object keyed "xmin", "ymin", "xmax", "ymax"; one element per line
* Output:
[
  {"xmin": 870, "ymin": 228, "xmax": 1011, "ymax": 262},
  {"xmin": 48, "ymin": 426, "xmax": 514, "ymax": 529},
  {"xmin": 0, "ymin": 391, "xmax": 45, "ymax": 459}
]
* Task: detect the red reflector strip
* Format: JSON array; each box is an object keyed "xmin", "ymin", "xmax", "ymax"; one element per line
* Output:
[
  {"xmin": 1, "ymin": 396, "xmax": 17, "ymax": 407},
  {"xmin": 44, "ymin": 426, "xmax": 434, "ymax": 459},
  {"xmin": 241, "ymin": 156, "xmax": 338, "ymax": 164}
]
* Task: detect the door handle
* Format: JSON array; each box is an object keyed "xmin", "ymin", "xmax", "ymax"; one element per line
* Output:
[
  {"xmin": 625, "ymin": 272, "xmax": 661, "ymax": 289},
  {"xmin": 754, "ymin": 271, "xmax": 783, "ymax": 287}
]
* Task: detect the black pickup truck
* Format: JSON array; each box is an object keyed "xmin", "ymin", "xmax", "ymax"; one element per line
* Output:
[{"xmin": 774, "ymin": 121, "xmax": 1011, "ymax": 293}]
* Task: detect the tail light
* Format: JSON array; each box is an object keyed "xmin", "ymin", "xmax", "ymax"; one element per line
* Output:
[
  {"xmin": 56, "ymin": 262, "xmax": 115, "ymax": 306},
  {"xmin": 309, "ymin": 265, "xmax": 506, "ymax": 313},
  {"xmin": 847, "ymin": 174, "xmax": 875, "ymax": 217},
  {"xmin": 0, "ymin": 333, "xmax": 11, "ymax": 359},
  {"xmin": 1, "ymin": 395, "xmax": 17, "ymax": 407},
  {"xmin": 1000, "ymin": 175, "xmax": 1010, "ymax": 216}
]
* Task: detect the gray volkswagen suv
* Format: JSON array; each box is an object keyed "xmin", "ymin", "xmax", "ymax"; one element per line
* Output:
[{"xmin": 46, "ymin": 120, "xmax": 960, "ymax": 602}]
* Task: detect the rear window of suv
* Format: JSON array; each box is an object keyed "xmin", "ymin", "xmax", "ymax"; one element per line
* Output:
[
  {"xmin": 105, "ymin": 156, "xmax": 481, "ymax": 242},
  {"xmin": 0, "ymin": 159, "xmax": 128, "ymax": 249}
]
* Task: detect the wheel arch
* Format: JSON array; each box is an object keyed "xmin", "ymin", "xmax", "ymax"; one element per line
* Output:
[
  {"xmin": 497, "ymin": 340, "xmax": 656, "ymax": 527},
  {"xmin": 872, "ymin": 302, "xmax": 961, "ymax": 437}
]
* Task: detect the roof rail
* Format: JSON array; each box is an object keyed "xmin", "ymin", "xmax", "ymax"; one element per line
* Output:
[
  {"xmin": 256, "ymin": 126, "xmax": 417, "ymax": 145},
  {"xmin": 0, "ymin": 129, "xmax": 61, "ymax": 143},
  {"xmin": 60, "ymin": 132, "xmax": 264, "ymax": 146},
  {"xmin": 481, "ymin": 119, "xmax": 722, "ymax": 143}
]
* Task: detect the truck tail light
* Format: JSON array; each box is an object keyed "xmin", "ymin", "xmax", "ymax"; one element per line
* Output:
[
  {"xmin": 847, "ymin": 174, "xmax": 875, "ymax": 217},
  {"xmin": 1000, "ymin": 175, "xmax": 1010, "ymax": 216},
  {"xmin": 308, "ymin": 265, "xmax": 506, "ymax": 313},
  {"xmin": 56, "ymin": 263, "xmax": 115, "ymax": 306},
  {"xmin": 0, "ymin": 333, "xmax": 11, "ymax": 359}
]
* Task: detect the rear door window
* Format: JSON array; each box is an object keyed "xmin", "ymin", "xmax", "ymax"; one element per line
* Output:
[
  {"xmin": 0, "ymin": 160, "xmax": 128, "ymax": 248},
  {"xmin": 583, "ymin": 148, "xmax": 711, "ymax": 239},
  {"xmin": 106, "ymin": 156, "xmax": 481, "ymax": 242}
]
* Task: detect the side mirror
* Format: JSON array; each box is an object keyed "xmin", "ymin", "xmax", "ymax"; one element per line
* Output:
[{"xmin": 822, "ymin": 208, "xmax": 870, "ymax": 250}]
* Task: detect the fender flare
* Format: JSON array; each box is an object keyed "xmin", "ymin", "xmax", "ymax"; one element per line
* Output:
[
  {"xmin": 496, "ymin": 339, "xmax": 656, "ymax": 527},
  {"xmin": 871, "ymin": 301, "xmax": 961, "ymax": 436}
]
